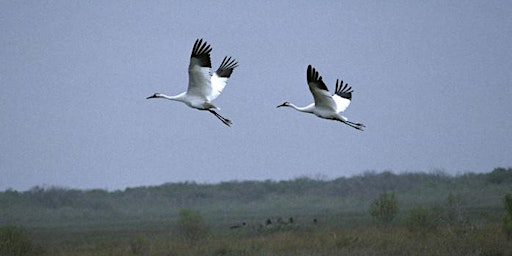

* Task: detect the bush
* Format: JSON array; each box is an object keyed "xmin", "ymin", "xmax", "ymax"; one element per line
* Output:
[
  {"xmin": 504, "ymin": 193, "xmax": 512, "ymax": 239},
  {"xmin": 444, "ymin": 192, "xmax": 466, "ymax": 224},
  {"xmin": 130, "ymin": 234, "xmax": 150, "ymax": 256},
  {"xmin": 369, "ymin": 192, "xmax": 399, "ymax": 225},
  {"xmin": 0, "ymin": 226, "xmax": 34, "ymax": 256},
  {"xmin": 176, "ymin": 208, "xmax": 210, "ymax": 245},
  {"xmin": 404, "ymin": 206, "xmax": 442, "ymax": 234},
  {"xmin": 486, "ymin": 167, "xmax": 512, "ymax": 184}
]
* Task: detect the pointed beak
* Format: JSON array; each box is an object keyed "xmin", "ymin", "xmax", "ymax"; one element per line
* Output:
[
  {"xmin": 146, "ymin": 95, "xmax": 156, "ymax": 99},
  {"xmin": 276, "ymin": 103, "xmax": 285, "ymax": 108}
]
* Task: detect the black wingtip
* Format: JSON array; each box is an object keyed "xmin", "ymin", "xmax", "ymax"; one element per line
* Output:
[
  {"xmin": 307, "ymin": 65, "xmax": 322, "ymax": 84},
  {"xmin": 306, "ymin": 65, "xmax": 329, "ymax": 91},
  {"xmin": 216, "ymin": 56, "xmax": 239, "ymax": 78},
  {"xmin": 192, "ymin": 39, "xmax": 212, "ymax": 54},
  {"xmin": 334, "ymin": 79, "xmax": 353, "ymax": 100},
  {"xmin": 191, "ymin": 38, "xmax": 213, "ymax": 67}
]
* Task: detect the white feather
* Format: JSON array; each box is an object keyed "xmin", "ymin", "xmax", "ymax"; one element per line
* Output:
[
  {"xmin": 277, "ymin": 65, "xmax": 365, "ymax": 131},
  {"xmin": 147, "ymin": 39, "xmax": 238, "ymax": 127}
]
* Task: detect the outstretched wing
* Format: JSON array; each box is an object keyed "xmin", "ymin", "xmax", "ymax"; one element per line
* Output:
[
  {"xmin": 332, "ymin": 79, "xmax": 352, "ymax": 113},
  {"xmin": 187, "ymin": 39, "xmax": 213, "ymax": 98},
  {"xmin": 209, "ymin": 56, "xmax": 238, "ymax": 102},
  {"xmin": 306, "ymin": 65, "xmax": 337, "ymax": 112}
]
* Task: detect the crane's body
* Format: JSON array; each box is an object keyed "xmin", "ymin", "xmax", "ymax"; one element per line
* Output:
[
  {"xmin": 277, "ymin": 65, "xmax": 365, "ymax": 131},
  {"xmin": 147, "ymin": 39, "xmax": 238, "ymax": 127}
]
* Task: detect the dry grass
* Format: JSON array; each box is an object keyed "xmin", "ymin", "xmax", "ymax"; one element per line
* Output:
[{"xmin": 41, "ymin": 223, "xmax": 511, "ymax": 256}]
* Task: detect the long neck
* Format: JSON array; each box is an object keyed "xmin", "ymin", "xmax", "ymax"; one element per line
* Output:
[
  {"xmin": 288, "ymin": 103, "xmax": 314, "ymax": 114},
  {"xmin": 158, "ymin": 92, "xmax": 186, "ymax": 102}
]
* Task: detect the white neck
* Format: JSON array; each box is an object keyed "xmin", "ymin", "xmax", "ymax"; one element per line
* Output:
[
  {"xmin": 286, "ymin": 103, "xmax": 315, "ymax": 114},
  {"xmin": 157, "ymin": 92, "xmax": 186, "ymax": 102}
]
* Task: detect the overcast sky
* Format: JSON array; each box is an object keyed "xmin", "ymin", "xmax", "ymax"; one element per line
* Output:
[{"xmin": 1, "ymin": 1, "xmax": 511, "ymax": 191}]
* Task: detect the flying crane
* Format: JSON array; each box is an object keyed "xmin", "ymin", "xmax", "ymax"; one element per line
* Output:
[
  {"xmin": 277, "ymin": 65, "xmax": 365, "ymax": 130},
  {"xmin": 147, "ymin": 39, "xmax": 238, "ymax": 127}
]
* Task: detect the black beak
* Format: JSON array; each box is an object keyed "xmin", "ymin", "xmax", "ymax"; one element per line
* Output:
[
  {"xmin": 276, "ymin": 104, "xmax": 285, "ymax": 108},
  {"xmin": 146, "ymin": 95, "xmax": 156, "ymax": 99}
]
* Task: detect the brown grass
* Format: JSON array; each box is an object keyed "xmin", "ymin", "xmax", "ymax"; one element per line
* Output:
[{"xmin": 41, "ymin": 223, "xmax": 511, "ymax": 256}]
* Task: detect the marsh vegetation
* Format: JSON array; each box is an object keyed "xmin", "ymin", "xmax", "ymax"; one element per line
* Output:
[{"xmin": 1, "ymin": 168, "xmax": 511, "ymax": 255}]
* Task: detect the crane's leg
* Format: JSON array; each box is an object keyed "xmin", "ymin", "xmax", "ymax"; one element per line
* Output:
[
  {"xmin": 339, "ymin": 119, "xmax": 364, "ymax": 131},
  {"xmin": 348, "ymin": 122, "xmax": 364, "ymax": 131},
  {"xmin": 347, "ymin": 120, "xmax": 365, "ymax": 128},
  {"xmin": 208, "ymin": 110, "xmax": 232, "ymax": 127}
]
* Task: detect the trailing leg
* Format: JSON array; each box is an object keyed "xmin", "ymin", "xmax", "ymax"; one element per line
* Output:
[{"xmin": 208, "ymin": 109, "xmax": 232, "ymax": 127}]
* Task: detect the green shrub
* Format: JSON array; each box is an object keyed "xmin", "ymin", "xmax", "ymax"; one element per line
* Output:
[
  {"xmin": 130, "ymin": 234, "xmax": 150, "ymax": 256},
  {"xmin": 404, "ymin": 205, "xmax": 441, "ymax": 234},
  {"xmin": 0, "ymin": 226, "xmax": 34, "ymax": 256},
  {"xmin": 369, "ymin": 192, "xmax": 399, "ymax": 225},
  {"xmin": 443, "ymin": 192, "xmax": 471, "ymax": 226},
  {"xmin": 176, "ymin": 208, "xmax": 210, "ymax": 245},
  {"xmin": 487, "ymin": 167, "xmax": 512, "ymax": 184},
  {"xmin": 504, "ymin": 193, "xmax": 512, "ymax": 239}
]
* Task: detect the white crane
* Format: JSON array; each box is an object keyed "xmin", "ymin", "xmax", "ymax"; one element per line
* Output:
[
  {"xmin": 147, "ymin": 39, "xmax": 238, "ymax": 127},
  {"xmin": 277, "ymin": 65, "xmax": 365, "ymax": 131}
]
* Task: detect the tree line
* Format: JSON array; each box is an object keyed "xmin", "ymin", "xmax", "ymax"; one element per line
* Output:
[{"xmin": 1, "ymin": 168, "xmax": 511, "ymax": 225}]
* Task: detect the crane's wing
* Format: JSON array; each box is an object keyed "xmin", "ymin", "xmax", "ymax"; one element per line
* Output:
[
  {"xmin": 306, "ymin": 65, "xmax": 337, "ymax": 112},
  {"xmin": 208, "ymin": 56, "xmax": 238, "ymax": 101},
  {"xmin": 332, "ymin": 79, "xmax": 352, "ymax": 113},
  {"xmin": 187, "ymin": 39, "xmax": 213, "ymax": 98}
]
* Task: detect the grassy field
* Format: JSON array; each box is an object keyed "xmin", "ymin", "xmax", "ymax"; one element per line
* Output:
[
  {"xmin": 2, "ymin": 168, "xmax": 512, "ymax": 255},
  {"xmin": 25, "ymin": 222, "xmax": 512, "ymax": 255}
]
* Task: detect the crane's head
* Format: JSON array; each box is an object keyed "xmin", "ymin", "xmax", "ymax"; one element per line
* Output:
[
  {"xmin": 146, "ymin": 93, "xmax": 162, "ymax": 99},
  {"xmin": 276, "ymin": 102, "xmax": 290, "ymax": 108}
]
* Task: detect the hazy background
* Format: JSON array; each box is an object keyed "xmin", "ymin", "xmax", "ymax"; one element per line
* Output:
[{"xmin": 1, "ymin": 1, "xmax": 511, "ymax": 191}]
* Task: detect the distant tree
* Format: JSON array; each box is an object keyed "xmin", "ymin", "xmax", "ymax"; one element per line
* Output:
[
  {"xmin": 369, "ymin": 191, "xmax": 399, "ymax": 225},
  {"xmin": 26, "ymin": 186, "xmax": 82, "ymax": 209},
  {"xmin": 503, "ymin": 193, "xmax": 512, "ymax": 239},
  {"xmin": 0, "ymin": 189, "xmax": 21, "ymax": 208},
  {"xmin": 176, "ymin": 208, "xmax": 210, "ymax": 245},
  {"xmin": 486, "ymin": 167, "xmax": 512, "ymax": 184}
]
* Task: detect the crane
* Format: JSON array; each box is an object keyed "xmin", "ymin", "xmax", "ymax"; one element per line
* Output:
[
  {"xmin": 147, "ymin": 39, "xmax": 238, "ymax": 127},
  {"xmin": 277, "ymin": 65, "xmax": 365, "ymax": 131}
]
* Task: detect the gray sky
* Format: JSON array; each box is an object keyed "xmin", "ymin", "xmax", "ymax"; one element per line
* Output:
[{"xmin": 1, "ymin": 1, "xmax": 511, "ymax": 191}]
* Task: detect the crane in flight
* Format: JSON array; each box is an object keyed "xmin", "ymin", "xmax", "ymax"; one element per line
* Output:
[
  {"xmin": 277, "ymin": 65, "xmax": 365, "ymax": 131},
  {"xmin": 147, "ymin": 39, "xmax": 238, "ymax": 127}
]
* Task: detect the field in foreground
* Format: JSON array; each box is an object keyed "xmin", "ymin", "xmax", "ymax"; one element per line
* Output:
[
  {"xmin": 31, "ymin": 223, "xmax": 511, "ymax": 256},
  {"xmin": 1, "ymin": 168, "xmax": 512, "ymax": 255}
]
